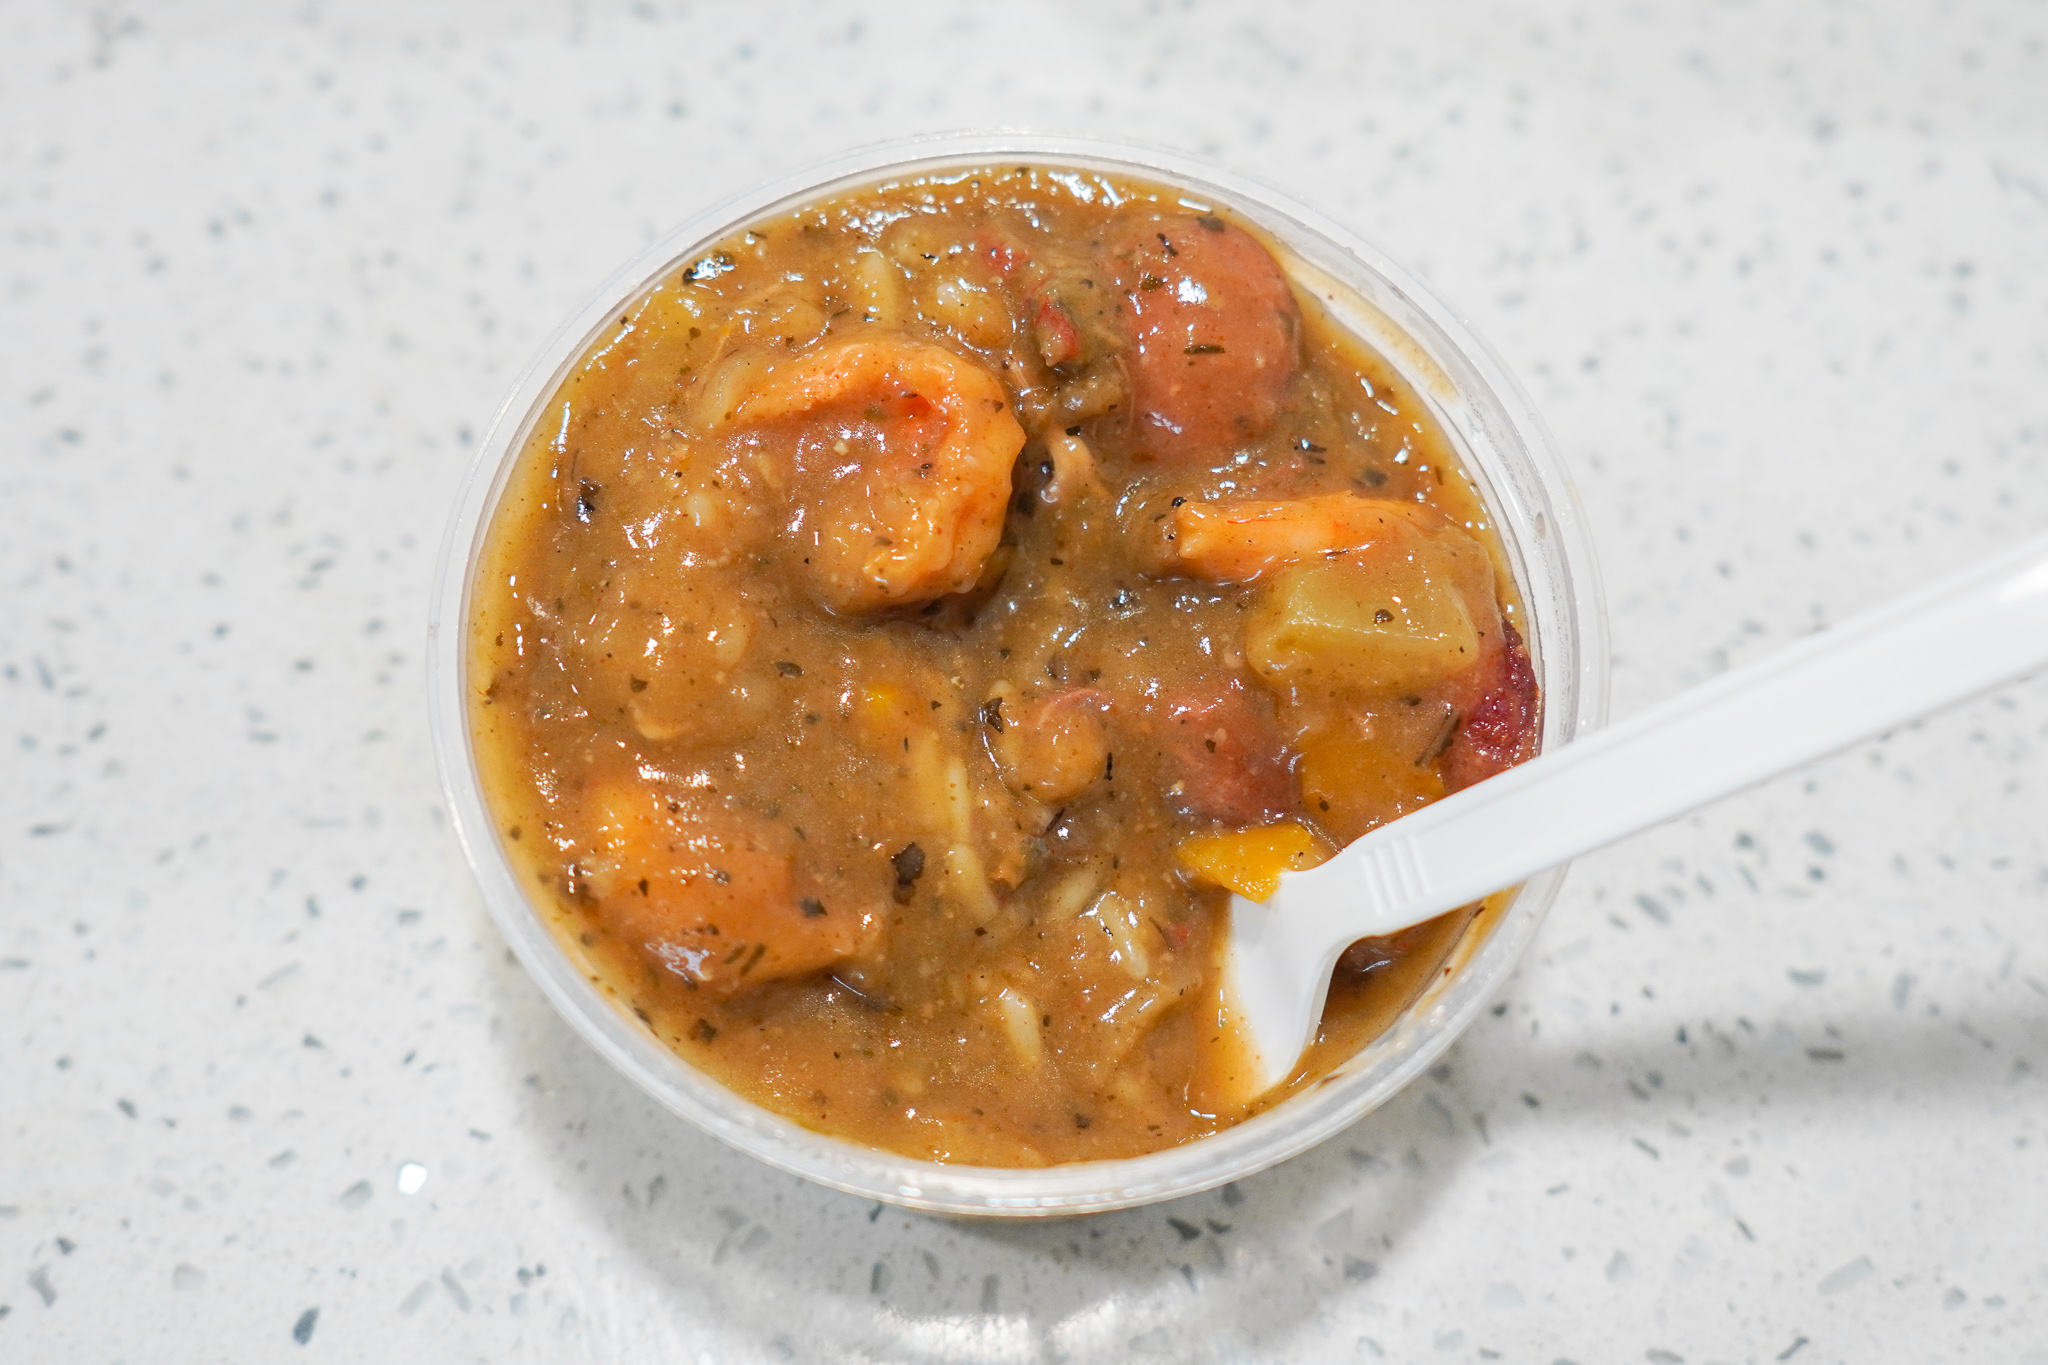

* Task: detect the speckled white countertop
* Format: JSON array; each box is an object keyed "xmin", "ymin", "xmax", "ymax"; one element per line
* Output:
[{"xmin": 4, "ymin": 2, "xmax": 2045, "ymax": 1360}]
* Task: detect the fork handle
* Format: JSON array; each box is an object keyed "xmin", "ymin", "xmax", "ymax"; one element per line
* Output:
[{"xmin": 1302, "ymin": 530, "xmax": 2048, "ymax": 940}]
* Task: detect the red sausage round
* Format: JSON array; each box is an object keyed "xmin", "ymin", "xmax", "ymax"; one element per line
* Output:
[
  {"xmin": 1106, "ymin": 211, "xmax": 1300, "ymax": 464},
  {"xmin": 1152, "ymin": 679, "xmax": 1298, "ymax": 825}
]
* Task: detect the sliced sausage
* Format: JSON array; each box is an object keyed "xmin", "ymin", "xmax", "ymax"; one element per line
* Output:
[
  {"xmin": 1440, "ymin": 619, "xmax": 1540, "ymax": 793},
  {"xmin": 1153, "ymin": 679, "xmax": 1298, "ymax": 825},
  {"xmin": 1106, "ymin": 211, "xmax": 1300, "ymax": 465}
]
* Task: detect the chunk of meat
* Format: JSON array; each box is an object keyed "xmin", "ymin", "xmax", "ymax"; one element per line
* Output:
[
  {"xmin": 1033, "ymin": 296, "xmax": 1083, "ymax": 369},
  {"xmin": 1440, "ymin": 618, "xmax": 1539, "ymax": 793},
  {"xmin": 975, "ymin": 223, "xmax": 1129, "ymax": 430},
  {"xmin": 1153, "ymin": 681, "xmax": 1297, "ymax": 825},
  {"xmin": 985, "ymin": 687, "xmax": 1113, "ymax": 805},
  {"xmin": 577, "ymin": 778, "xmax": 873, "ymax": 997},
  {"xmin": 1106, "ymin": 211, "xmax": 1300, "ymax": 464},
  {"xmin": 712, "ymin": 335, "xmax": 1025, "ymax": 613},
  {"xmin": 979, "ymin": 232, "xmax": 1027, "ymax": 283}
]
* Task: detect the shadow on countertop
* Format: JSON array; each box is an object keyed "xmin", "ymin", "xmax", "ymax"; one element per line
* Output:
[{"xmin": 483, "ymin": 943, "xmax": 2043, "ymax": 1363}]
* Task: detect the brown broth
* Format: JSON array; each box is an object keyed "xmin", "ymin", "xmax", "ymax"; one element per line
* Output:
[{"xmin": 466, "ymin": 166, "xmax": 1535, "ymax": 1165}]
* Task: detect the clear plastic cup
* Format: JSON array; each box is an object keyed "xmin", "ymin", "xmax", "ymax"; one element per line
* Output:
[{"xmin": 427, "ymin": 132, "xmax": 1608, "ymax": 1217}]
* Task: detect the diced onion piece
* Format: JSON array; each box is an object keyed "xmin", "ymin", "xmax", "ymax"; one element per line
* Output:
[
  {"xmin": 628, "ymin": 701, "xmax": 687, "ymax": 743},
  {"xmin": 1044, "ymin": 432, "xmax": 1106, "ymax": 504},
  {"xmin": 690, "ymin": 347, "xmax": 773, "ymax": 427},
  {"xmin": 850, "ymin": 249, "xmax": 912, "ymax": 325},
  {"xmin": 1245, "ymin": 550, "xmax": 1479, "ymax": 693},
  {"xmin": 732, "ymin": 285, "xmax": 827, "ymax": 346},
  {"xmin": 1175, "ymin": 819, "xmax": 1334, "ymax": 902},
  {"xmin": 1082, "ymin": 891, "xmax": 1149, "ymax": 980},
  {"xmin": 941, "ymin": 755, "xmax": 975, "ymax": 844},
  {"xmin": 683, "ymin": 488, "xmax": 726, "ymax": 532},
  {"xmin": 1042, "ymin": 868, "xmax": 1099, "ymax": 921},
  {"xmin": 706, "ymin": 617, "xmax": 749, "ymax": 670},
  {"xmin": 1088, "ymin": 986, "xmax": 1168, "ymax": 1071},
  {"xmin": 637, "ymin": 279, "xmax": 707, "ymax": 342},
  {"xmin": 923, "ymin": 274, "xmax": 1011, "ymax": 349},
  {"xmin": 943, "ymin": 843, "xmax": 1001, "ymax": 923},
  {"xmin": 992, "ymin": 987, "xmax": 1044, "ymax": 1068}
]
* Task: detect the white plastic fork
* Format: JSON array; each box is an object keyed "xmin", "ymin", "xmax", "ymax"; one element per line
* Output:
[{"xmin": 1225, "ymin": 531, "xmax": 2048, "ymax": 1097}]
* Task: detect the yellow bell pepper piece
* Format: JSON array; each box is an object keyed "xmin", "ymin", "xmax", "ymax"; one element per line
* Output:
[
  {"xmin": 1299, "ymin": 728, "xmax": 1445, "ymax": 844},
  {"xmin": 1176, "ymin": 820, "xmax": 1334, "ymax": 902},
  {"xmin": 858, "ymin": 683, "xmax": 908, "ymax": 724}
]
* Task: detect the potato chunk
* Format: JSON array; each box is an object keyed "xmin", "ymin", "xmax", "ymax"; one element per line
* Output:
[{"xmin": 1244, "ymin": 525, "xmax": 1495, "ymax": 693}]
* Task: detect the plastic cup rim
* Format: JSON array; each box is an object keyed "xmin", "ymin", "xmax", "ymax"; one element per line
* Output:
[{"xmin": 425, "ymin": 129, "xmax": 1610, "ymax": 1217}]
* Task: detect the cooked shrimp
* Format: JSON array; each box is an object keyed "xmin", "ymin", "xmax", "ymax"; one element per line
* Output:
[
  {"xmin": 1168, "ymin": 493, "xmax": 1443, "ymax": 583},
  {"xmin": 578, "ymin": 777, "xmax": 875, "ymax": 997},
  {"xmin": 718, "ymin": 336, "xmax": 1025, "ymax": 613}
]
